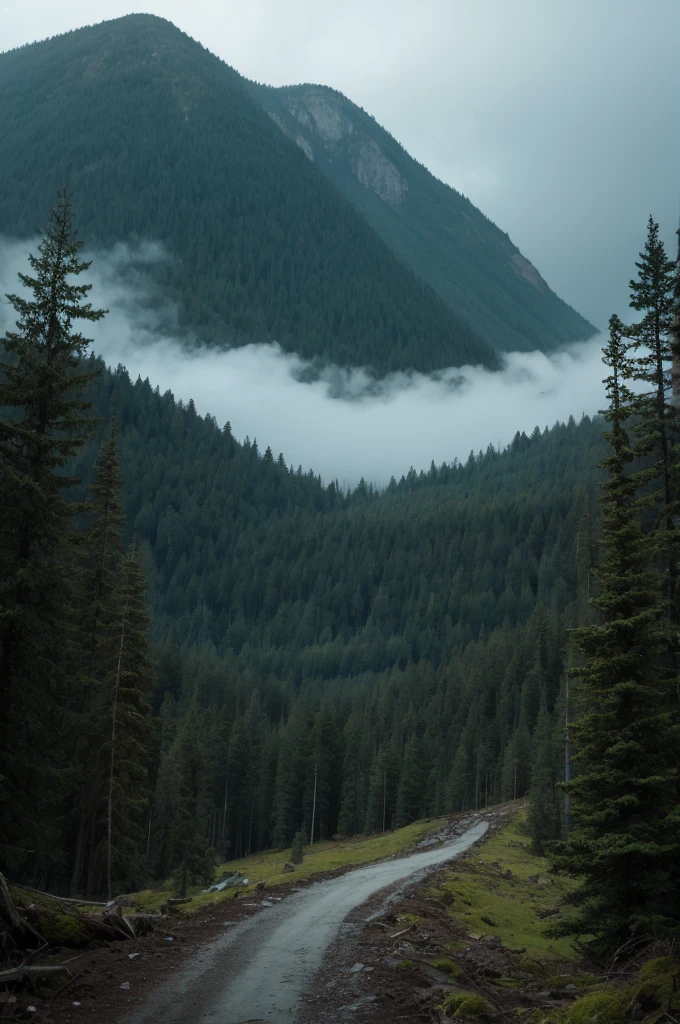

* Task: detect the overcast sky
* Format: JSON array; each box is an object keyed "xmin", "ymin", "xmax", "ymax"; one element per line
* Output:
[{"xmin": 2, "ymin": 0, "xmax": 679, "ymax": 329}]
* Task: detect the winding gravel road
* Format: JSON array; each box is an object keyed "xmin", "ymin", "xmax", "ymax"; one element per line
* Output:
[{"xmin": 127, "ymin": 818, "xmax": 489, "ymax": 1024}]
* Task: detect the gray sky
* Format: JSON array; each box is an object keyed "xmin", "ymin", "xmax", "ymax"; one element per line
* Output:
[{"xmin": 2, "ymin": 0, "xmax": 679, "ymax": 329}]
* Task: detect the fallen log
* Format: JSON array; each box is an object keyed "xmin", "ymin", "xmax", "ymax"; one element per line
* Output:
[
  {"xmin": 0, "ymin": 872, "xmax": 48, "ymax": 953},
  {"xmin": 8, "ymin": 882, "xmax": 108, "ymax": 907},
  {"xmin": 3, "ymin": 871, "xmax": 162, "ymax": 952},
  {"xmin": 81, "ymin": 911, "xmax": 162, "ymax": 940},
  {"xmin": 0, "ymin": 965, "xmax": 69, "ymax": 985}
]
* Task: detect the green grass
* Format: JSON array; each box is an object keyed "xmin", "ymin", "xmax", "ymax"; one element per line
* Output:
[
  {"xmin": 440, "ymin": 991, "xmax": 495, "ymax": 1017},
  {"xmin": 433, "ymin": 813, "xmax": 579, "ymax": 961},
  {"xmin": 135, "ymin": 817, "xmax": 443, "ymax": 914},
  {"xmin": 432, "ymin": 957, "xmax": 464, "ymax": 978}
]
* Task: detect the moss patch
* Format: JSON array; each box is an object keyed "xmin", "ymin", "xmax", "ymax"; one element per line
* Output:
[
  {"xmin": 535, "ymin": 957, "xmax": 680, "ymax": 1023},
  {"xmin": 35, "ymin": 909, "xmax": 90, "ymax": 946},
  {"xmin": 541, "ymin": 989, "xmax": 632, "ymax": 1023},
  {"xmin": 432, "ymin": 956, "xmax": 464, "ymax": 978},
  {"xmin": 440, "ymin": 991, "xmax": 495, "ymax": 1017},
  {"xmin": 433, "ymin": 814, "xmax": 579, "ymax": 961}
]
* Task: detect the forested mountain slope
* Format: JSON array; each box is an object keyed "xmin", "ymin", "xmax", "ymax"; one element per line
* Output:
[
  {"xmin": 250, "ymin": 82, "xmax": 597, "ymax": 353},
  {"xmin": 0, "ymin": 15, "xmax": 496, "ymax": 375},
  {"xmin": 78, "ymin": 359, "xmax": 604, "ymax": 679},
  {"xmin": 68, "ymin": 360, "xmax": 603, "ymax": 863}
]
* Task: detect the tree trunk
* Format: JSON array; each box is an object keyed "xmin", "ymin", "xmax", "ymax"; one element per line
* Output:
[{"xmin": 107, "ymin": 596, "xmax": 129, "ymax": 900}]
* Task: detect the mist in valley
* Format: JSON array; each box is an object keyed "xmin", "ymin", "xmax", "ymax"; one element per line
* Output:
[{"xmin": 0, "ymin": 236, "xmax": 608, "ymax": 487}]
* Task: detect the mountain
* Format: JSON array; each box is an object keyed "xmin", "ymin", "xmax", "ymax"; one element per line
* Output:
[
  {"xmin": 0, "ymin": 15, "xmax": 497, "ymax": 376},
  {"xmin": 249, "ymin": 83, "xmax": 597, "ymax": 353}
]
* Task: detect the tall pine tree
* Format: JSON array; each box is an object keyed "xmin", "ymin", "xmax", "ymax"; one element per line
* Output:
[
  {"xmin": 70, "ymin": 423, "xmax": 125, "ymax": 894},
  {"xmin": 627, "ymin": 216, "xmax": 679, "ymax": 619},
  {"xmin": 100, "ymin": 541, "xmax": 153, "ymax": 898},
  {"xmin": 0, "ymin": 191, "xmax": 105, "ymax": 876},
  {"xmin": 550, "ymin": 316, "xmax": 680, "ymax": 952}
]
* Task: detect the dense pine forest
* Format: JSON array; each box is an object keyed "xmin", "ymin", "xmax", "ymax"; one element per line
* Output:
[{"xmin": 1, "ymin": 192, "xmax": 679, "ymax": 957}]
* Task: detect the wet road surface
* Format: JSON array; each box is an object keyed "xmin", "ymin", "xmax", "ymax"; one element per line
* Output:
[{"xmin": 127, "ymin": 818, "xmax": 489, "ymax": 1024}]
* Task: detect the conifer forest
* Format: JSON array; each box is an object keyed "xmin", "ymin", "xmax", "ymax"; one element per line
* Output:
[
  {"xmin": 0, "ymin": 16, "xmax": 679, "ymax": 997},
  {"xmin": 1, "ymin": 191, "xmax": 679, "ymax": 960}
]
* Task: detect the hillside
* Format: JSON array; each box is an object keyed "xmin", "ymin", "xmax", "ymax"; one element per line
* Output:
[
  {"xmin": 0, "ymin": 15, "xmax": 497, "ymax": 375},
  {"xmin": 249, "ymin": 82, "xmax": 597, "ymax": 353},
  {"xmin": 38, "ymin": 357, "xmax": 603, "ymax": 869},
  {"xmin": 77, "ymin": 359, "xmax": 604, "ymax": 677}
]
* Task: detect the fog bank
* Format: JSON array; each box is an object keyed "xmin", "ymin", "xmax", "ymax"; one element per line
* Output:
[{"xmin": 0, "ymin": 238, "xmax": 607, "ymax": 487}]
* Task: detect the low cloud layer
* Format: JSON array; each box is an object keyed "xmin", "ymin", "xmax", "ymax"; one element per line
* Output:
[{"xmin": 0, "ymin": 238, "xmax": 608, "ymax": 487}]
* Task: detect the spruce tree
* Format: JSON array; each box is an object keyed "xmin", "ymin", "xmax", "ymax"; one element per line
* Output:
[
  {"xmin": 627, "ymin": 216, "xmax": 679, "ymax": 615},
  {"xmin": 147, "ymin": 704, "xmax": 213, "ymax": 893},
  {"xmin": 527, "ymin": 703, "xmax": 560, "ymax": 854},
  {"xmin": 101, "ymin": 541, "xmax": 153, "ymax": 898},
  {"xmin": 393, "ymin": 735, "xmax": 425, "ymax": 828},
  {"xmin": 671, "ymin": 225, "xmax": 680, "ymax": 405},
  {"xmin": 364, "ymin": 747, "xmax": 391, "ymax": 833},
  {"xmin": 70, "ymin": 423, "xmax": 125, "ymax": 894},
  {"xmin": 550, "ymin": 316, "xmax": 680, "ymax": 952},
  {"xmin": 0, "ymin": 191, "xmax": 105, "ymax": 875},
  {"xmin": 80, "ymin": 422, "xmax": 125, "ymax": 681},
  {"xmin": 290, "ymin": 830, "xmax": 305, "ymax": 865}
]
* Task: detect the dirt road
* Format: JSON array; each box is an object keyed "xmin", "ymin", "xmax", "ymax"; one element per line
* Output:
[{"xmin": 126, "ymin": 818, "xmax": 489, "ymax": 1024}]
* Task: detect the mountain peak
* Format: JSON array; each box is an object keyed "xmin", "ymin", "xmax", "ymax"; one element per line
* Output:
[{"xmin": 0, "ymin": 19, "xmax": 497, "ymax": 375}]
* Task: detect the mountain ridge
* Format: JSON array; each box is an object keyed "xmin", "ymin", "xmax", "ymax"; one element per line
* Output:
[
  {"xmin": 1, "ymin": 13, "xmax": 595, "ymax": 375},
  {"xmin": 249, "ymin": 80, "xmax": 597, "ymax": 352}
]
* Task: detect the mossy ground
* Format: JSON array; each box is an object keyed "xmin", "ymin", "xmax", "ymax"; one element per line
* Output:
[
  {"xmin": 135, "ymin": 817, "xmax": 442, "ymax": 914},
  {"xmin": 441, "ymin": 991, "xmax": 495, "ymax": 1017},
  {"xmin": 432, "ymin": 957, "xmax": 464, "ymax": 978},
  {"xmin": 432, "ymin": 813, "xmax": 579, "ymax": 961},
  {"xmin": 534, "ymin": 957, "xmax": 680, "ymax": 1023}
]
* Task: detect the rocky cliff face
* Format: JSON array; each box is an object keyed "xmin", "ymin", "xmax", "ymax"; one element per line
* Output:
[
  {"xmin": 263, "ymin": 87, "xmax": 409, "ymax": 208},
  {"xmin": 249, "ymin": 79, "xmax": 596, "ymax": 353}
]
